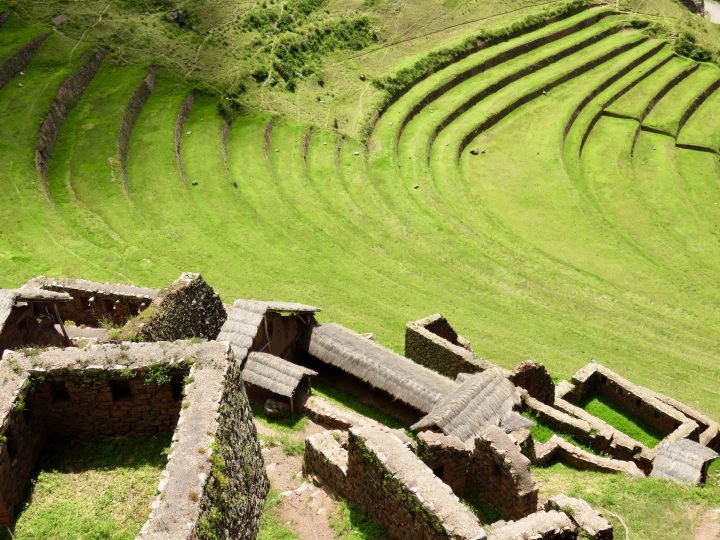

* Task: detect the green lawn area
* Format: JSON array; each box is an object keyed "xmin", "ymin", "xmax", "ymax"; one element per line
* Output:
[
  {"xmin": 580, "ymin": 396, "xmax": 663, "ymax": 447},
  {"xmin": 1, "ymin": 436, "xmax": 170, "ymax": 540},
  {"xmin": 534, "ymin": 462, "xmax": 720, "ymax": 539}
]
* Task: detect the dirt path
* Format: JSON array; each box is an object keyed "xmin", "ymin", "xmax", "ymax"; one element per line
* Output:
[
  {"xmin": 695, "ymin": 508, "xmax": 720, "ymax": 540},
  {"xmin": 256, "ymin": 419, "xmax": 341, "ymax": 540}
]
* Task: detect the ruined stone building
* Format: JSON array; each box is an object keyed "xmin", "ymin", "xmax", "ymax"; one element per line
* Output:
[{"xmin": 1, "ymin": 275, "xmax": 718, "ymax": 539}]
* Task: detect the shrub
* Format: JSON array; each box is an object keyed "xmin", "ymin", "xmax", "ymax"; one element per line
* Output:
[{"xmin": 674, "ymin": 32, "xmax": 712, "ymax": 62}]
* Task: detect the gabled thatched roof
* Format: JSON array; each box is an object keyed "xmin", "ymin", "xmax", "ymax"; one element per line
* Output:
[
  {"xmin": 0, "ymin": 288, "xmax": 71, "ymax": 334},
  {"xmin": 412, "ymin": 367, "xmax": 520, "ymax": 443},
  {"xmin": 25, "ymin": 276, "xmax": 159, "ymax": 299},
  {"xmin": 244, "ymin": 352, "xmax": 317, "ymax": 397},
  {"xmin": 217, "ymin": 299, "xmax": 320, "ymax": 362},
  {"xmin": 650, "ymin": 438, "xmax": 718, "ymax": 485},
  {"xmin": 300, "ymin": 323, "xmax": 457, "ymax": 413}
]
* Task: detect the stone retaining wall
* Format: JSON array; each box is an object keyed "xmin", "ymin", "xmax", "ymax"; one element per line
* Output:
[
  {"xmin": 35, "ymin": 51, "xmax": 105, "ymax": 201},
  {"xmin": 175, "ymin": 92, "xmax": 195, "ymax": 185},
  {"xmin": 466, "ymin": 426, "xmax": 538, "ymax": 521},
  {"xmin": 405, "ymin": 314, "xmax": 487, "ymax": 378},
  {"xmin": 678, "ymin": 0, "xmax": 704, "ymax": 14},
  {"xmin": 0, "ymin": 34, "xmax": 48, "ymax": 90},
  {"xmin": 119, "ymin": 71, "xmax": 155, "ymax": 198}
]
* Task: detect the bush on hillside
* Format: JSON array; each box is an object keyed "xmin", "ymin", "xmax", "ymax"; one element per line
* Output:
[{"xmin": 674, "ymin": 31, "xmax": 713, "ymax": 62}]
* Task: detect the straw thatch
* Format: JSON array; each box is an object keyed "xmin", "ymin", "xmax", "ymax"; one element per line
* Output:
[
  {"xmin": 217, "ymin": 299, "xmax": 320, "ymax": 362},
  {"xmin": 24, "ymin": 276, "xmax": 159, "ymax": 299},
  {"xmin": 301, "ymin": 323, "xmax": 457, "ymax": 413},
  {"xmin": 243, "ymin": 352, "xmax": 317, "ymax": 397},
  {"xmin": 650, "ymin": 438, "xmax": 718, "ymax": 485},
  {"xmin": 412, "ymin": 367, "xmax": 520, "ymax": 443}
]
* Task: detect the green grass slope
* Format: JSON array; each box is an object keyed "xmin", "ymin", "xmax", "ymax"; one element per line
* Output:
[{"xmin": 1, "ymin": 3, "xmax": 720, "ymax": 536}]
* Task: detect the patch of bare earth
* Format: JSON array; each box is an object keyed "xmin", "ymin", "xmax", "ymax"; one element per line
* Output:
[
  {"xmin": 256, "ymin": 419, "xmax": 341, "ymax": 539},
  {"xmin": 695, "ymin": 508, "xmax": 720, "ymax": 540}
]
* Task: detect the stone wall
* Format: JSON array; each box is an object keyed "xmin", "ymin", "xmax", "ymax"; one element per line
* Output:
[
  {"xmin": 175, "ymin": 92, "xmax": 195, "ymax": 185},
  {"xmin": 0, "ymin": 303, "xmax": 67, "ymax": 355},
  {"xmin": 416, "ymin": 431, "xmax": 471, "ymax": 496},
  {"xmin": 0, "ymin": 34, "xmax": 48, "ymax": 90},
  {"xmin": 466, "ymin": 426, "xmax": 538, "ymax": 521},
  {"xmin": 567, "ymin": 363, "xmax": 692, "ymax": 439},
  {"xmin": 303, "ymin": 430, "xmax": 349, "ymax": 496},
  {"xmin": 126, "ymin": 273, "xmax": 227, "ymax": 342},
  {"xmin": 510, "ymin": 361, "xmax": 554, "ymax": 405},
  {"xmin": 346, "ymin": 426, "xmax": 486, "ymax": 540},
  {"xmin": 1, "ymin": 341, "xmax": 268, "ymax": 538},
  {"xmin": 405, "ymin": 314, "xmax": 487, "ymax": 378},
  {"xmin": 678, "ymin": 0, "xmax": 704, "ymax": 14},
  {"xmin": 306, "ymin": 425, "xmax": 486, "ymax": 540},
  {"xmin": 0, "ymin": 366, "xmax": 185, "ymax": 524},
  {"xmin": 488, "ymin": 510, "xmax": 576, "ymax": 540},
  {"xmin": 544, "ymin": 495, "xmax": 612, "ymax": 540},
  {"xmin": 35, "ymin": 51, "xmax": 105, "ymax": 200},
  {"xmin": 0, "ymin": 375, "xmax": 46, "ymax": 526},
  {"xmin": 119, "ymin": 70, "xmax": 156, "ymax": 198},
  {"xmin": 194, "ymin": 351, "xmax": 269, "ymax": 539},
  {"xmin": 534, "ymin": 435, "xmax": 645, "ymax": 477},
  {"xmin": 55, "ymin": 292, "xmax": 150, "ymax": 327},
  {"xmin": 35, "ymin": 369, "xmax": 186, "ymax": 437}
]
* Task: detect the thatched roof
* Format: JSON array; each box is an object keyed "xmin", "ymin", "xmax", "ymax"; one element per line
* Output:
[
  {"xmin": 217, "ymin": 299, "xmax": 320, "ymax": 362},
  {"xmin": 25, "ymin": 276, "xmax": 159, "ymax": 299},
  {"xmin": 412, "ymin": 367, "xmax": 520, "ymax": 443},
  {"xmin": 244, "ymin": 352, "xmax": 317, "ymax": 397},
  {"xmin": 650, "ymin": 438, "xmax": 718, "ymax": 485},
  {"xmin": 301, "ymin": 323, "xmax": 457, "ymax": 413},
  {"xmin": 0, "ymin": 288, "xmax": 71, "ymax": 334}
]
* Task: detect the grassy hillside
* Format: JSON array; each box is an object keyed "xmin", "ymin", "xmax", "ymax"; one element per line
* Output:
[{"xmin": 1, "ymin": 2, "xmax": 720, "ymax": 535}]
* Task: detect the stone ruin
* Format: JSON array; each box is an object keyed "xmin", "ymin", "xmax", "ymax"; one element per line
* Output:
[
  {"xmin": 0, "ymin": 341, "xmax": 268, "ymax": 538},
  {"xmin": 0, "ymin": 276, "xmax": 718, "ymax": 539},
  {"xmin": 295, "ymin": 312, "xmax": 719, "ymax": 539}
]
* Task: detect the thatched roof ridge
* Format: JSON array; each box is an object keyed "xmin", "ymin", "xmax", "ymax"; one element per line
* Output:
[
  {"xmin": 650, "ymin": 439, "xmax": 718, "ymax": 485},
  {"xmin": 25, "ymin": 276, "xmax": 159, "ymax": 299},
  {"xmin": 412, "ymin": 367, "xmax": 520, "ymax": 443},
  {"xmin": 244, "ymin": 352, "xmax": 317, "ymax": 397},
  {"xmin": 217, "ymin": 299, "xmax": 319, "ymax": 363},
  {"xmin": 230, "ymin": 299, "xmax": 320, "ymax": 313},
  {"xmin": 301, "ymin": 323, "xmax": 456, "ymax": 413}
]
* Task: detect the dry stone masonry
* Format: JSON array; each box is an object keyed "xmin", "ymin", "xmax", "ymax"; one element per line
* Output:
[
  {"xmin": 405, "ymin": 314, "xmax": 489, "ymax": 378},
  {"xmin": 123, "ymin": 272, "xmax": 227, "ymax": 342},
  {"xmin": 1, "ymin": 274, "xmax": 718, "ymax": 538},
  {"xmin": 0, "ymin": 340, "xmax": 268, "ymax": 539}
]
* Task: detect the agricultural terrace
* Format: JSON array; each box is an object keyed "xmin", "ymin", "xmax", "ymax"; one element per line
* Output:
[{"xmin": 0, "ymin": 0, "xmax": 720, "ymax": 535}]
